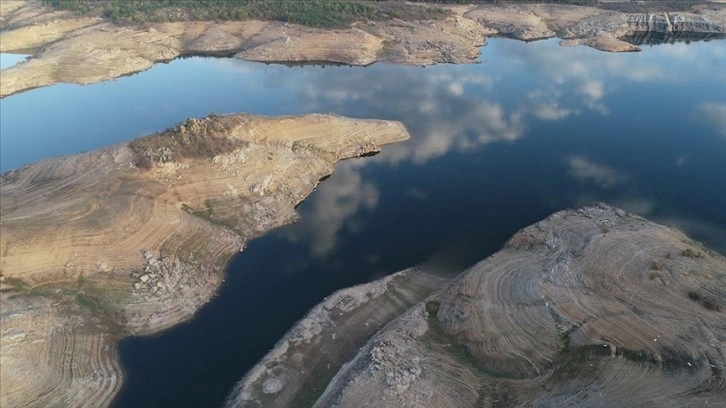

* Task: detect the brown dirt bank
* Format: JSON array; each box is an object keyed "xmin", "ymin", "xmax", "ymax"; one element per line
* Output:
[
  {"xmin": 224, "ymin": 204, "xmax": 726, "ymax": 407},
  {"xmin": 0, "ymin": 113, "xmax": 409, "ymax": 408},
  {"xmin": 1, "ymin": 1, "xmax": 724, "ymax": 97}
]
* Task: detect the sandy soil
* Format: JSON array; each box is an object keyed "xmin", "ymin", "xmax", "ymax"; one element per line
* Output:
[{"xmin": 1, "ymin": 1, "xmax": 724, "ymax": 97}]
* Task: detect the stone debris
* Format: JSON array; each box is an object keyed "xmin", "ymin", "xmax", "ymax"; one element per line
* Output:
[{"xmin": 262, "ymin": 378, "xmax": 283, "ymax": 394}]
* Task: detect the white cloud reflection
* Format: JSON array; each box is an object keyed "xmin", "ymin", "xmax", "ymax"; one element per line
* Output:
[
  {"xmin": 525, "ymin": 89, "xmax": 577, "ymax": 120},
  {"xmin": 579, "ymin": 80, "xmax": 608, "ymax": 114},
  {"xmin": 297, "ymin": 67, "xmax": 528, "ymax": 165},
  {"xmin": 263, "ymin": 38, "xmax": 725, "ymax": 256},
  {"xmin": 696, "ymin": 102, "xmax": 726, "ymax": 138},
  {"xmin": 283, "ymin": 162, "xmax": 379, "ymax": 256},
  {"xmin": 566, "ymin": 155, "xmax": 627, "ymax": 189}
]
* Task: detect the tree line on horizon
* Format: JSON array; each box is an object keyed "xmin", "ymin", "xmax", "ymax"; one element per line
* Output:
[
  {"xmin": 42, "ymin": 0, "xmax": 704, "ymax": 27},
  {"xmin": 42, "ymin": 0, "xmax": 393, "ymax": 28}
]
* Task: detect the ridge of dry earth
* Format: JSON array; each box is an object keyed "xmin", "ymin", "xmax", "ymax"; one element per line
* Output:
[
  {"xmin": 0, "ymin": 113, "xmax": 410, "ymax": 408},
  {"xmin": 1, "ymin": 1, "xmax": 725, "ymax": 97},
  {"xmin": 224, "ymin": 267, "xmax": 450, "ymax": 408},
  {"xmin": 225, "ymin": 204, "xmax": 726, "ymax": 407}
]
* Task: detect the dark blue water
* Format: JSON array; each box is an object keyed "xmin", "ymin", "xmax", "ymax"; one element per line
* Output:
[{"xmin": 1, "ymin": 39, "xmax": 725, "ymax": 407}]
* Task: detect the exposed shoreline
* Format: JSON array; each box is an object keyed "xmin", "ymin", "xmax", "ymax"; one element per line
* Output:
[
  {"xmin": 224, "ymin": 267, "xmax": 451, "ymax": 407},
  {"xmin": 226, "ymin": 204, "xmax": 726, "ymax": 407},
  {"xmin": 1, "ymin": 2, "xmax": 725, "ymax": 407},
  {"xmin": 2, "ymin": 0, "xmax": 725, "ymax": 98},
  {"xmin": 0, "ymin": 113, "xmax": 410, "ymax": 407}
]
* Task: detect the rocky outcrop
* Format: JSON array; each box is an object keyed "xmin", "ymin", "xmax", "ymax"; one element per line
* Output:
[
  {"xmin": 0, "ymin": 113, "xmax": 409, "ymax": 408},
  {"xmin": 2, "ymin": 1, "xmax": 724, "ymax": 97},
  {"xmin": 0, "ymin": 0, "xmax": 488, "ymax": 97},
  {"xmin": 464, "ymin": 4, "xmax": 725, "ymax": 52},
  {"xmin": 625, "ymin": 11, "xmax": 724, "ymax": 34},
  {"xmin": 622, "ymin": 10, "xmax": 726, "ymax": 45},
  {"xmin": 0, "ymin": 291, "xmax": 122, "ymax": 408},
  {"xmin": 226, "ymin": 204, "xmax": 726, "ymax": 407},
  {"xmin": 623, "ymin": 29, "xmax": 725, "ymax": 45},
  {"xmin": 224, "ymin": 268, "xmax": 449, "ymax": 408}
]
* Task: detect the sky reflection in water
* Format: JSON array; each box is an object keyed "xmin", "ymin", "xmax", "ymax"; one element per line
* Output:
[
  {"xmin": 2, "ymin": 37, "xmax": 725, "ymax": 264},
  {"xmin": 0, "ymin": 53, "xmax": 28, "ymax": 69},
  {"xmin": 1, "ymin": 37, "xmax": 725, "ymax": 300},
  {"xmin": 1, "ymin": 38, "xmax": 725, "ymax": 407}
]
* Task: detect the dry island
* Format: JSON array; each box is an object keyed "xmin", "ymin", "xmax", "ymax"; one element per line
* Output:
[{"xmin": 2, "ymin": 0, "xmax": 725, "ymax": 97}]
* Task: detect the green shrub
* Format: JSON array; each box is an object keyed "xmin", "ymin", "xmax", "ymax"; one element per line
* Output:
[
  {"xmin": 687, "ymin": 290, "xmax": 720, "ymax": 311},
  {"xmin": 682, "ymin": 248, "xmax": 703, "ymax": 258}
]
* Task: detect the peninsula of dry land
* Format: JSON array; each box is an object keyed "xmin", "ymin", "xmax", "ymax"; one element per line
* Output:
[
  {"xmin": 0, "ymin": 113, "xmax": 409, "ymax": 408},
  {"xmin": 1, "ymin": 0, "xmax": 725, "ymax": 97},
  {"xmin": 227, "ymin": 204, "xmax": 726, "ymax": 408}
]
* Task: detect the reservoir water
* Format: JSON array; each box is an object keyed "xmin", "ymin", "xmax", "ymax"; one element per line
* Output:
[
  {"xmin": 0, "ymin": 53, "xmax": 28, "ymax": 69},
  {"xmin": 1, "ymin": 38, "xmax": 725, "ymax": 407}
]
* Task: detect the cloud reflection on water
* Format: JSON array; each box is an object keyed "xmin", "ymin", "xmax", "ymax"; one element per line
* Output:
[
  {"xmin": 282, "ymin": 162, "xmax": 380, "ymax": 257},
  {"xmin": 566, "ymin": 155, "xmax": 627, "ymax": 189},
  {"xmin": 298, "ymin": 67, "xmax": 526, "ymax": 165},
  {"xmin": 6, "ymin": 40, "xmax": 723, "ymax": 259},
  {"xmin": 264, "ymin": 39, "xmax": 726, "ymax": 257},
  {"xmin": 697, "ymin": 102, "xmax": 726, "ymax": 138}
]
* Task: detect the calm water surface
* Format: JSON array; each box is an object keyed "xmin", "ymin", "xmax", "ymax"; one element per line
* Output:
[
  {"xmin": 1, "ymin": 39, "xmax": 725, "ymax": 407},
  {"xmin": 0, "ymin": 53, "xmax": 28, "ymax": 69}
]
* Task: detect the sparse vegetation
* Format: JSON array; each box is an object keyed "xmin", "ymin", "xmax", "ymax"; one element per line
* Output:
[
  {"xmin": 43, "ymin": 0, "xmax": 394, "ymax": 28},
  {"xmin": 409, "ymin": 0, "xmax": 598, "ymax": 4},
  {"xmin": 557, "ymin": 326, "xmax": 572, "ymax": 353},
  {"xmin": 1, "ymin": 277, "xmax": 31, "ymax": 292},
  {"xmin": 619, "ymin": 347, "xmax": 697, "ymax": 371},
  {"xmin": 75, "ymin": 292, "xmax": 109, "ymax": 315},
  {"xmin": 551, "ymin": 344, "xmax": 608, "ymax": 382},
  {"xmin": 182, "ymin": 202, "xmax": 213, "ymax": 219},
  {"xmin": 682, "ymin": 248, "xmax": 703, "ymax": 258},
  {"xmin": 424, "ymin": 300, "xmax": 526, "ymax": 380},
  {"xmin": 425, "ymin": 300, "xmax": 441, "ymax": 315},
  {"xmin": 687, "ymin": 290, "xmax": 720, "ymax": 311},
  {"xmin": 619, "ymin": 348, "xmax": 658, "ymax": 364},
  {"xmin": 50, "ymin": 0, "xmax": 701, "ymax": 29},
  {"xmin": 407, "ymin": 0, "xmax": 708, "ymax": 12},
  {"xmin": 132, "ymin": 153, "xmax": 153, "ymax": 170},
  {"xmin": 596, "ymin": 1, "xmax": 709, "ymax": 13}
]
